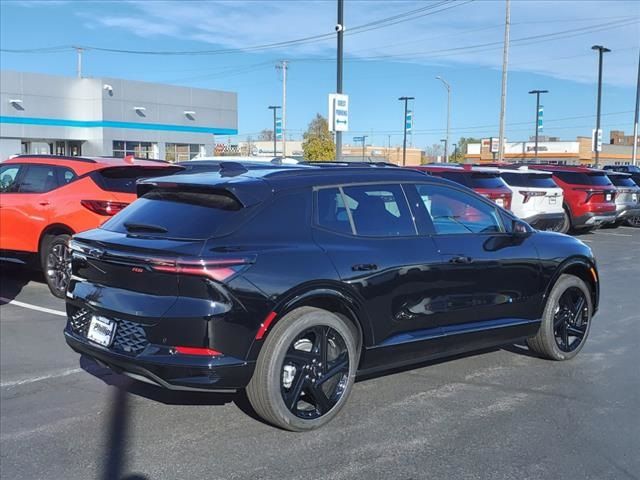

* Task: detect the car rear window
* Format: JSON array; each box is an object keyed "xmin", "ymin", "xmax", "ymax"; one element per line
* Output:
[
  {"xmin": 436, "ymin": 171, "xmax": 506, "ymax": 189},
  {"xmin": 608, "ymin": 175, "xmax": 637, "ymax": 187},
  {"xmin": 101, "ymin": 188, "xmax": 247, "ymax": 240},
  {"xmin": 501, "ymin": 172, "xmax": 557, "ymax": 188},
  {"xmin": 554, "ymin": 171, "xmax": 613, "ymax": 186},
  {"xmin": 91, "ymin": 166, "xmax": 181, "ymax": 193}
]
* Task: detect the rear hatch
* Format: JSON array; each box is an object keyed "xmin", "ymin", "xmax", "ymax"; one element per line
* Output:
[
  {"xmin": 69, "ymin": 174, "xmax": 270, "ymax": 318},
  {"xmin": 607, "ymin": 174, "xmax": 640, "ymax": 207},
  {"xmin": 501, "ymin": 171, "xmax": 563, "ymax": 213},
  {"xmin": 554, "ymin": 171, "xmax": 616, "ymax": 211}
]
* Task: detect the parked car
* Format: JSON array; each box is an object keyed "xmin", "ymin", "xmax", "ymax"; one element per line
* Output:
[
  {"xmin": 0, "ymin": 154, "xmax": 181, "ymax": 297},
  {"xmin": 412, "ymin": 164, "xmax": 513, "ymax": 210},
  {"xmin": 529, "ymin": 165, "xmax": 617, "ymax": 233},
  {"xmin": 603, "ymin": 164, "xmax": 640, "ymax": 185},
  {"xmin": 176, "ymin": 159, "xmax": 304, "ymax": 174},
  {"xmin": 496, "ymin": 166, "xmax": 565, "ymax": 232},
  {"xmin": 64, "ymin": 163, "xmax": 599, "ymax": 431},
  {"xmin": 604, "ymin": 171, "xmax": 640, "ymax": 228}
]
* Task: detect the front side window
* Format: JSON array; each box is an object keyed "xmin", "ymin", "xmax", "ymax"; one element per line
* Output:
[
  {"xmin": 0, "ymin": 165, "xmax": 22, "ymax": 193},
  {"xmin": 415, "ymin": 184, "xmax": 502, "ymax": 235},
  {"xmin": 316, "ymin": 184, "xmax": 415, "ymax": 237},
  {"xmin": 18, "ymin": 165, "xmax": 60, "ymax": 193}
]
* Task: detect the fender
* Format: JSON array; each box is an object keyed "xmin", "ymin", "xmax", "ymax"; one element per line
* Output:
[
  {"xmin": 38, "ymin": 223, "xmax": 75, "ymax": 254},
  {"xmin": 544, "ymin": 255, "xmax": 599, "ymax": 313}
]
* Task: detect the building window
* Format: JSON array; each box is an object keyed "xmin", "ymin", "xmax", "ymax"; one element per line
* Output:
[
  {"xmin": 113, "ymin": 141, "xmax": 156, "ymax": 159},
  {"xmin": 165, "ymin": 143, "xmax": 204, "ymax": 162}
]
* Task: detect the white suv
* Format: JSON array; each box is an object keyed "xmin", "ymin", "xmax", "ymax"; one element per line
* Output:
[{"xmin": 498, "ymin": 166, "xmax": 565, "ymax": 232}]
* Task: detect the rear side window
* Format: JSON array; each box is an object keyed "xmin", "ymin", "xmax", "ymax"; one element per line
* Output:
[
  {"xmin": 18, "ymin": 165, "xmax": 59, "ymax": 193},
  {"xmin": 554, "ymin": 171, "xmax": 613, "ymax": 186},
  {"xmin": 0, "ymin": 164, "xmax": 22, "ymax": 193},
  {"xmin": 608, "ymin": 175, "xmax": 637, "ymax": 187},
  {"xmin": 91, "ymin": 166, "xmax": 181, "ymax": 193},
  {"xmin": 101, "ymin": 188, "xmax": 245, "ymax": 240},
  {"xmin": 316, "ymin": 184, "xmax": 416, "ymax": 237},
  {"xmin": 501, "ymin": 172, "xmax": 557, "ymax": 188}
]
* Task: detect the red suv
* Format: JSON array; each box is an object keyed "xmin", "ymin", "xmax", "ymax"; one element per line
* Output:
[
  {"xmin": 0, "ymin": 155, "xmax": 181, "ymax": 297},
  {"xmin": 412, "ymin": 164, "xmax": 512, "ymax": 210},
  {"xmin": 529, "ymin": 165, "xmax": 617, "ymax": 232}
]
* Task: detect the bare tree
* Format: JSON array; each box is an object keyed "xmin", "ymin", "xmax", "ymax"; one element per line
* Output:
[
  {"xmin": 424, "ymin": 144, "xmax": 443, "ymax": 163},
  {"xmin": 259, "ymin": 129, "xmax": 274, "ymax": 141}
]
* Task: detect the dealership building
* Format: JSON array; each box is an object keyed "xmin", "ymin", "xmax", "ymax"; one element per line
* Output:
[{"xmin": 0, "ymin": 70, "xmax": 237, "ymax": 161}]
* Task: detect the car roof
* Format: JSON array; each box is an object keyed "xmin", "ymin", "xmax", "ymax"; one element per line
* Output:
[
  {"xmin": 604, "ymin": 170, "xmax": 632, "ymax": 177},
  {"xmin": 528, "ymin": 164, "xmax": 608, "ymax": 174},
  {"xmin": 413, "ymin": 164, "xmax": 500, "ymax": 174},
  {"xmin": 4, "ymin": 154, "xmax": 171, "ymax": 167}
]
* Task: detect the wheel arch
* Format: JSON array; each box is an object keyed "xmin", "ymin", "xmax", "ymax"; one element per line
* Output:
[
  {"xmin": 546, "ymin": 257, "xmax": 599, "ymax": 314},
  {"xmin": 38, "ymin": 223, "xmax": 75, "ymax": 256}
]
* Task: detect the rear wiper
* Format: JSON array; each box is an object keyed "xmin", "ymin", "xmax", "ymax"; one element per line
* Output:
[{"xmin": 123, "ymin": 222, "xmax": 168, "ymax": 233}]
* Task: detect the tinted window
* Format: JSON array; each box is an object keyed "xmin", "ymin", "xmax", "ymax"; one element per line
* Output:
[
  {"xmin": 436, "ymin": 171, "xmax": 506, "ymax": 189},
  {"xmin": 19, "ymin": 165, "xmax": 59, "ymax": 193},
  {"xmin": 316, "ymin": 187, "xmax": 353, "ymax": 234},
  {"xmin": 342, "ymin": 184, "xmax": 415, "ymax": 237},
  {"xmin": 101, "ymin": 189, "xmax": 247, "ymax": 240},
  {"xmin": 91, "ymin": 166, "xmax": 181, "ymax": 193},
  {"xmin": 501, "ymin": 172, "xmax": 557, "ymax": 188},
  {"xmin": 416, "ymin": 184, "xmax": 502, "ymax": 234},
  {"xmin": 608, "ymin": 175, "xmax": 637, "ymax": 187},
  {"xmin": 554, "ymin": 171, "xmax": 613, "ymax": 186},
  {"xmin": 0, "ymin": 164, "xmax": 22, "ymax": 193},
  {"xmin": 57, "ymin": 167, "xmax": 77, "ymax": 185}
]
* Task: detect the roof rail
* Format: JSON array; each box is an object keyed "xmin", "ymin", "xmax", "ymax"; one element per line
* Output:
[
  {"xmin": 11, "ymin": 154, "xmax": 97, "ymax": 164},
  {"xmin": 299, "ymin": 161, "xmax": 398, "ymax": 168}
]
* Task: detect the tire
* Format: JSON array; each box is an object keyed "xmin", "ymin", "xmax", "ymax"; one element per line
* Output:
[
  {"xmin": 246, "ymin": 306, "xmax": 359, "ymax": 431},
  {"xmin": 625, "ymin": 215, "xmax": 640, "ymax": 228},
  {"xmin": 41, "ymin": 234, "xmax": 71, "ymax": 298},
  {"xmin": 527, "ymin": 274, "xmax": 593, "ymax": 361},
  {"xmin": 557, "ymin": 208, "xmax": 571, "ymax": 234}
]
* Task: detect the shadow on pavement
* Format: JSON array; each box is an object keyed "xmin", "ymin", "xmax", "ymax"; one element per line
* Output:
[{"xmin": 0, "ymin": 264, "xmax": 45, "ymax": 302}]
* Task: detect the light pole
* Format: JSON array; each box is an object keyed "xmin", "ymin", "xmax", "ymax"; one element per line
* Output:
[
  {"xmin": 440, "ymin": 139, "xmax": 447, "ymax": 163},
  {"xmin": 528, "ymin": 89, "xmax": 548, "ymax": 162},
  {"xmin": 336, "ymin": 0, "xmax": 344, "ymax": 160},
  {"xmin": 633, "ymin": 48, "xmax": 639, "ymax": 166},
  {"xmin": 361, "ymin": 135, "xmax": 368, "ymax": 161},
  {"xmin": 398, "ymin": 96, "xmax": 414, "ymax": 166},
  {"xmin": 592, "ymin": 45, "xmax": 611, "ymax": 168},
  {"xmin": 436, "ymin": 76, "xmax": 451, "ymax": 161},
  {"xmin": 453, "ymin": 143, "xmax": 458, "ymax": 161},
  {"xmin": 268, "ymin": 105, "xmax": 281, "ymax": 156}
]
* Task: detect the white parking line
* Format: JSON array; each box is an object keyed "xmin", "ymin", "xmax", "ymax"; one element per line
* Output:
[
  {"xmin": 594, "ymin": 232, "xmax": 632, "ymax": 237},
  {"xmin": 0, "ymin": 368, "xmax": 82, "ymax": 388},
  {"xmin": 0, "ymin": 297, "xmax": 66, "ymax": 317}
]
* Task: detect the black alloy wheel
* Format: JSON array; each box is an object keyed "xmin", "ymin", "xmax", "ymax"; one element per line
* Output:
[
  {"xmin": 280, "ymin": 326, "xmax": 350, "ymax": 419},
  {"xmin": 553, "ymin": 287, "xmax": 589, "ymax": 353},
  {"xmin": 626, "ymin": 215, "xmax": 640, "ymax": 228},
  {"xmin": 43, "ymin": 234, "xmax": 71, "ymax": 298}
]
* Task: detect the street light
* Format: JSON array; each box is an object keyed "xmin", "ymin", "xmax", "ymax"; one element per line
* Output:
[
  {"xmin": 440, "ymin": 139, "xmax": 447, "ymax": 163},
  {"xmin": 592, "ymin": 45, "xmax": 611, "ymax": 167},
  {"xmin": 452, "ymin": 143, "xmax": 458, "ymax": 160},
  {"xmin": 528, "ymin": 89, "xmax": 548, "ymax": 162},
  {"xmin": 268, "ymin": 105, "xmax": 281, "ymax": 157},
  {"xmin": 398, "ymin": 96, "xmax": 414, "ymax": 166},
  {"xmin": 436, "ymin": 76, "xmax": 451, "ymax": 161},
  {"xmin": 361, "ymin": 135, "xmax": 368, "ymax": 161}
]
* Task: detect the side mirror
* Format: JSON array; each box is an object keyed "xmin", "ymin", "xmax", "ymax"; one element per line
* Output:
[{"xmin": 512, "ymin": 219, "xmax": 529, "ymax": 235}]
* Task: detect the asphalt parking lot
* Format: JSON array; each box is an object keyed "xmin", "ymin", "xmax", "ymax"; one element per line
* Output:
[{"xmin": 1, "ymin": 228, "xmax": 639, "ymax": 480}]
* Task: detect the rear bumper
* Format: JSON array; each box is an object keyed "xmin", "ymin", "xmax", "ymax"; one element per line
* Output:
[
  {"xmin": 572, "ymin": 211, "xmax": 617, "ymax": 228},
  {"xmin": 615, "ymin": 206, "xmax": 640, "ymax": 221},
  {"xmin": 523, "ymin": 212, "xmax": 565, "ymax": 230},
  {"xmin": 64, "ymin": 329, "xmax": 254, "ymax": 392}
]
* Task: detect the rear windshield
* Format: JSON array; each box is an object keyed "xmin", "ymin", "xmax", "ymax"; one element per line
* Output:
[
  {"xmin": 554, "ymin": 171, "xmax": 613, "ymax": 186},
  {"xmin": 608, "ymin": 175, "xmax": 638, "ymax": 187},
  {"xmin": 501, "ymin": 172, "xmax": 558, "ymax": 188},
  {"xmin": 101, "ymin": 188, "xmax": 245, "ymax": 240},
  {"xmin": 91, "ymin": 166, "xmax": 181, "ymax": 193},
  {"xmin": 437, "ymin": 171, "xmax": 506, "ymax": 189}
]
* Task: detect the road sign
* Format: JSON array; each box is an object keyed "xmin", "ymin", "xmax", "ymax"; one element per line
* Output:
[
  {"xmin": 353, "ymin": 136, "xmax": 364, "ymax": 142},
  {"xmin": 538, "ymin": 105, "xmax": 544, "ymax": 132},
  {"xmin": 592, "ymin": 128, "xmax": 602, "ymax": 152},
  {"xmin": 275, "ymin": 118, "xmax": 282, "ymax": 139},
  {"xmin": 406, "ymin": 110, "xmax": 413, "ymax": 133},
  {"xmin": 490, "ymin": 137, "xmax": 500, "ymax": 153},
  {"xmin": 329, "ymin": 93, "xmax": 349, "ymax": 132}
]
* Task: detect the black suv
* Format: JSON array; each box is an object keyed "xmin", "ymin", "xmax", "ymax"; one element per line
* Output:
[{"xmin": 64, "ymin": 164, "xmax": 599, "ymax": 431}]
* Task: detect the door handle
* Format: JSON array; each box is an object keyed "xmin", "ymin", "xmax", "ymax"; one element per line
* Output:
[
  {"xmin": 449, "ymin": 255, "xmax": 474, "ymax": 264},
  {"xmin": 352, "ymin": 263, "xmax": 378, "ymax": 272},
  {"xmin": 39, "ymin": 201, "xmax": 50, "ymax": 206}
]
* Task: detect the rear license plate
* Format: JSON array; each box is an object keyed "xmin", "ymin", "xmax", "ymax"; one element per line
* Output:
[
  {"xmin": 549, "ymin": 197, "xmax": 557, "ymax": 205},
  {"xmin": 87, "ymin": 316, "xmax": 115, "ymax": 347},
  {"xmin": 605, "ymin": 193, "xmax": 612, "ymax": 201},
  {"xmin": 495, "ymin": 198, "xmax": 504, "ymax": 207}
]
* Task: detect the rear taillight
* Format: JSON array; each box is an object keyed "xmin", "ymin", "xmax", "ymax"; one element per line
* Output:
[
  {"xmin": 485, "ymin": 192, "xmax": 512, "ymax": 211},
  {"xmin": 173, "ymin": 346, "xmax": 222, "ymax": 356},
  {"xmin": 150, "ymin": 258, "xmax": 251, "ymax": 282},
  {"xmin": 519, "ymin": 190, "xmax": 546, "ymax": 204},
  {"xmin": 572, "ymin": 188, "xmax": 615, "ymax": 204},
  {"xmin": 81, "ymin": 200, "xmax": 129, "ymax": 216}
]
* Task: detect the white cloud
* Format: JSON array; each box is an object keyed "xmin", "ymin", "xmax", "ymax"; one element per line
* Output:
[{"xmin": 80, "ymin": 0, "xmax": 639, "ymax": 87}]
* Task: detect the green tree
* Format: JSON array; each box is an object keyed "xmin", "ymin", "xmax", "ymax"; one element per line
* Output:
[
  {"xmin": 302, "ymin": 114, "xmax": 335, "ymax": 161},
  {"xmin": 450, "ymin": 137, "xmax": 480, "ymax": 162}
]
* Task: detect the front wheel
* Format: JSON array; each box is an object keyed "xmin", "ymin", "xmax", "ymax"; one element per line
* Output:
[
  {"xmin": 41, "ymin": 234, "xmax": 71, "ymax": 298},
  {"xmin": 527, "ymin": 274, "xmax": 593, "ymax": 360},
  {"xmin": 246, "ymin": 307, "xmax": 358, "ymax": 431}
]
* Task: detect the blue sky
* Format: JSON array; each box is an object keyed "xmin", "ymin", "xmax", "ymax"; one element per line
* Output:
[{"xmin": 1, "ymin": 0, "xmax": 639, "ymax": 149}]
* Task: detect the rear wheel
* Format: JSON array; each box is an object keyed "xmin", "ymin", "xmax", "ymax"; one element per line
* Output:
[
  {"xmin": 625, "ymin": 215, "xmax": 640, "ymax": 228},
  {"xmin": 527, "ymin": 274, "xmax": 592, "ymax": 361},
  {"xmin": 41, "ymin": 234, "xmax": 71, "ymax": 298},
  {"xmin": 246, "ymin": 307, "xmax": 358, "ymax": 431},
  {"xmin": 557, "ymin": 208, "xmax": 571, "ymax": 234}
]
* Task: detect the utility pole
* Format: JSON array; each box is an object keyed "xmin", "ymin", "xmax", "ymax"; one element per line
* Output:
[
  {"xmin": 497, "ymin": 0, "xmax": 511, "ymax": 162},
  {"xmin": 276, "ymin": 61, "xmax": 288, "ymax": 158},
  {"xmin": 592, "ymin": 45, "xmax": 610, "ymax": 168},
  {"xmin": 436, "ymin": 76, "xmax": 451, "ymax": 161},
  {"xmin": 398, "ymin": 96, "xmax": 414, "ymax": 166},
  {"xmin": 387, "ymin": 134, "xmax": 391, "ymax": 162},
  {"xmin": 268, "ymin": 105, "xmax": 281, "ymax": 157},
  {"xmin": 633, "ymin": 48, "xmax": 639, "ymax": 166},
  {"xmin": 336, "ymin": 0, "xmax": 344, "ymax": 160},
  {"xmin": 528, "ymin": 89, "xmax": 548, "ymax": 162},
  {"xmin": 453, "ymin": 143, "xmax": 458, "ymax": 160},
  {"xmin": 74, "ymin": 46, "xmax": 83, "ymax": 78},
  {"xmin": 361, "ymin": 135, "xmax": 368, "ymax": 161}
]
